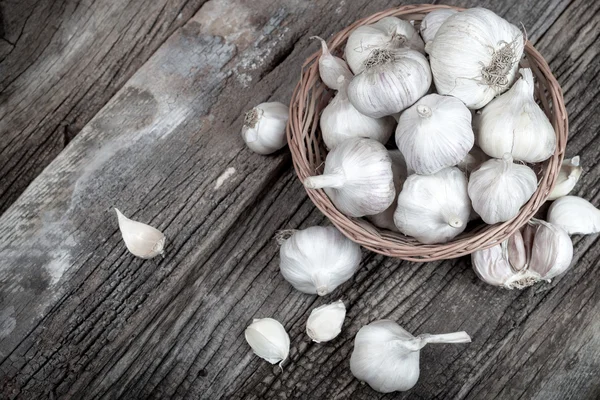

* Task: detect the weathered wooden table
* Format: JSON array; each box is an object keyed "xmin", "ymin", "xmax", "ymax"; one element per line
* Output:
[{"xmin": 0, "ymin": 0, "xmax": 598, "ymax": 399}]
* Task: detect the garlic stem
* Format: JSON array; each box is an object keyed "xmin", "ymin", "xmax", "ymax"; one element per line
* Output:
[
  {"xmin": 403, "ymin": 331, "xmax": 471, "ymax": 352},
  {"xmin": 416, "ymin": 105, "xmax": 432, "ymax": 118},
  {"xmin": 444, "ymin": 212, "xmax": 463, "ymax": 228},
  {"xmin": 304, "ymin": 172, "xmax": 346, "ymax": 189},
  {"xmin": 311, "ymin": 36, "xmax": 330, "ymax": 56},
  {"xmin": 501, "ymin": 153, "xmax": 513, "ymax": 173}
]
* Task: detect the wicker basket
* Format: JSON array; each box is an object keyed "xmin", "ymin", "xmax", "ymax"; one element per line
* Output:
[{"xmin": 287, "ymin": 4, "xmax": 568, "ymax": 261}]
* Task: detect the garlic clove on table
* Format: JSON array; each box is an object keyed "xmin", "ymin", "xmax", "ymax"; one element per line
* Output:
[
  {"xmin": 115, "ymin": 208, "xmax": 165, "ymax": 259},
  {"xmin": 306, "ymin": 300, "xmax": 346, "ymax": 343},
  {"xmin": 245, "ymin": 318, "xmax": 290, "ymax": 367},
  {"xmin": 547, "ymin": 196, "xmax": 600, "ymax": 235},
  {"xmin": 547, "ymin": 156, "xmax": 583, "ymax": 200}
]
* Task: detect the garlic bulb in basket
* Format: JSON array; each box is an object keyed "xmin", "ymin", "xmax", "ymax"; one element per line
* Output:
[
  {"xmin": 313, "ymin": 36, "xmax": 353, "ymax": 91},
  {"xmin": 245, "ymin": 318, "xmax": 290, "ymax": 367},
  {"xmin": 395, "ymin": 94, "xmax": 474, "ymax": 175},
  {"xmin": 468, "ymin": 154, "xmax": 537, "ymax": 224},
  {"xmin": 347, "ymin": 48, "xmax": 432, "ymax": 118},
  {"xmin": 241, "ymin": 102, "xmax": 289, "ymax": 154},
  {"xmin": 419, "ymin": 9, "xmax": 458, "ymax": 43},
  {"xmin": 547, "ymin": 196, "xmax": 600, "ymax": 235},
  {"xmin": 345, "ymin": 17, "xmax": 424, "ymax": 74},
  {"xmin": 548, "ymin": 156, "xmax": 583, "ymax": 200},
  {"xmin": 279, "ymin": 226, "xmax": 362, "ymax": 296},
  {"xmin": 475, "ymin": 69, "xmax": 556, "ymax": 162},
  {"xmin": 394, "ymin": 167, "xmax": 471, "ymax": 244},
  {"xmin": 306, "ymin": 300, "xmax": 346, "ymax": 343},
  {"xmin": 350, "ymin": 320, "xmax": 471, "ymax": 393},
  {"xmin": 304, "ymin": 138, "xmax": 395, "ymax": 217},
  {"xmin": 426, "ymin": 8, "xmax": 524, "ymax": 109}
]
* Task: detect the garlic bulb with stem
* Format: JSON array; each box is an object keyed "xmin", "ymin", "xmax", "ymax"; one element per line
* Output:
[
  {"xmin": 468, "ymin": 153, "xmax": 537, "ymax": 224},
  {"xmin": 547, "ymin": 196, "xmax": 600, "ymax": 235},
  {"xmin": 419, "ymin": 9, "xmax": 458, "ymax": 43},
  {"xmin": 320, "ymin": 77, "xmax": 395, "ymax": 149},
  {"xmin": 241, "ymin": 102, "xmax": 289, "ymax": 155},
  {"xmin": 312, "ymin": 36, "xmax": 353, "ymax": 91},
  {"xmin": 395, "ymin": 94, "xmax": 474, "ymax": 175},
  {"xmin": 345, "ymin": 16, "xmax": 424, "ymax": 74},
  {"xmin": 426, "ymin": 8, "xmax": 524, "ymax": 109},
  {"xmin": 347, "ymin": 48, "xmax": 432, "ymax": 118},
  {"xmin": 115, "ymin": 208, "xmax": 165, "ymax": 259},
  {"xmin": 548, "ymin": 156, "xmax": 583, "ymax": 200},
  {"xmin": 304, "ymin": 138, "xmax": 395, "ymax": 217},
  {"xmin": 245, "ymin": 318, "xmax": 290, "ymax": 368},
  {"xmin": 306, "ymin": 300, "xmax": 346, "ymax": 343},
  {"xmin": 394, "ymin": 167, "xmax": 471, "ymax": 244},
  {"xmin": 279, "ymin": 226, "xmax": 362, "ymax": 296},
  {"xmin": 475, "ymin": 69, "xmax": 556, "ymax": 162},
  {"xmin": 350, "ymin": 320, "xmax": 471, "ymax": 393}
]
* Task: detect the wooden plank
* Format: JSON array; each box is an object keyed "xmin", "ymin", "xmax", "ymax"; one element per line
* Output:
[{"xmin": 1, "ymin": 0, "xmax": 599, "ymax": 399}]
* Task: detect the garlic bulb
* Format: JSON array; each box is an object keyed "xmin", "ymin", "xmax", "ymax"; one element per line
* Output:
[
  {"xmin": 419, "ymin": 9, "xmax": 458, "ymax": 43},
  {"xmin": 279, "ymin": 226, "xmax": 362, "ymax": 295},
  {"xmin": 115, "ymin": 208, "xmax": 165, "ymax": 259},
  {"xmin": 245, "ymin": 318, "xmax": 290, "ymax": 367},
  {"xmin": 241, "ymin": 102, "xmax": 289, "ymax": 155},
  {"xmin": 426, "ymin": 8, "xmax": 524, "ymax": 109},
  {"xmin": 548, "ymin": 156, "xmax": 583, "ymax": 200},
  {"xmin": 395, "ymin": 94, "xmax": 474, "ymax": 175},
  {"xmin": 320, "ymin": 80, "xmax": 395, "ymax": 149},
  {"xmin": 367, "ymin": 150, "xmax": 408, "ymax": 231},
  {"xmin": 457, "ymin": 146, "xmax": 489, "ymax": 175},
  {"xmin": 345, "ymin": 17, "xmax": 424, "ymax": 74},
  {"xmin": 547, "ymin": 196, "xmax": 600, "ymax": 235},
  {"xmin": 350, "ymin": 320, "xmax": 471, "ymax": 393},
  {"xmin": 468, "ymin": 154, "xmax": 537, "ymax": 224},
  {"xmin": 475, "ymin": 69, "xmax": 556, "ymax": 162},
  {"xmin": 306, "ymin": 300, "xmax": 346, "ymax": 343},
  {"xmin": 394, "ymin": 167, "xmax": 471, "ymax": 244},
  {"xmin": 472, "ymin": 219, "xmax": 573, "ymax": 289},
  {"xmin": 313, "ymin": 36, "xmax": 353, "ymax": 91},
  {"xmin": 304, "ymin": 138, "xmax": 395, "ymax": 217},
  {"xmin": 347, "ymin": 48, "xmax": 432, "ymax": 118}
]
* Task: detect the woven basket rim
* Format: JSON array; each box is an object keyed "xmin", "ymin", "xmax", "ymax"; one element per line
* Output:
[{"xmin": 287, "ymin": 4, "xmax": 568, "ymax": 262}]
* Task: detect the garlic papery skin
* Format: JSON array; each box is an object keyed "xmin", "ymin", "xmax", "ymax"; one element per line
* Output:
[
  {"xmin": 475, "ymin": 69, "xmax": 556, "ymax": 162},
  {"xmin": 347, "ymin": 48, "xmax": 432, "ymax": 118},
  {"xmin": 468, "ymin": 153, "xmax": 537, "ymax": 224},
  {"xmin": 527, "ymin": 219, "xmax": 573, "ymax": 280},
  {"xmin": 304, "ymin": 138, "xmax": 395, "ymax": 217},
  {"xmin": 394, "ymin": 167, "xmax": 471, "ymax": 244},
  {"xmin": 115, "ymin": 208, "xmax": 165, "ymax": 259},
  {"xmin": 367, "ymin": 151, "xmax": 408, "ymax": 231},
  {"xmin": 547, "ymin": 196, "xmax": 600, "ymax": 235},
  {"xmin": 241, "ymin": 102, "xmax": 289, "ymax": 155},
  {"xmin": 457, "ymin": 146, "xmax": 489, "ymax": 176},
  {"xmin": 350, "ymin": 320, "xmax": 471, "ymax": 393},
  {"xmin": 548, "ymin": 156, "xmax": 583, "ymax": 200},
  {"xmin": 426, "ymin": 8, "xmax": 524, "ymax": 109},
  {"xmin": 312, "ymin": 36, "xmax": 353, "ymax": 91},
  {"xmin": 320, "ymin": 82, "xmax": 395, "ymax": 149},
  {"xmin": 345, "ymin": 17, "xmax": 425, "ymax": 74},
  {"xmin": 245, "ymin": 318, "xmax": 290, "ymax": 367},
  {"xmin": 420, "ymin": 9, "xmax": 458, "ymax": 43},
  {"xmin": 306, "ymin": 300, "xmax": 346, "ymax": 343},
  {"xmin": 395, "ymin": 94, "xmax": 474, "ymax": 175},
  {"xmin": 279, "ymin": 226, "xmax": 362, "ymax": 296}
]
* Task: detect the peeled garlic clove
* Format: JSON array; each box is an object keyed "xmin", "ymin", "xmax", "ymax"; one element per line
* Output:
[
  {"xmin": 468, "ymin": 153, "xmax": 537, "ymax": 224},
  {"xmin": 279, "ymin": 226, "xmax": 362, "ymax": 296},
  {"xmin": 527, "ymin": 219, "xmax": 573, "ymax": 280},
  {"xmin": 457, "ymin": 146, "xmax": 489, "ymax": 176},
  {"xmin": 419, "ymin": 9, "xmax": 458, "ymax": 43},
  {"xmin": 306, "ymin": 300, "xmax": 346, "ymax": 343},
  {"xmin": 345, "ymin": 17, "xmax": 424, "ymax": 74},
  {"xmin": 475, "ymin": 69, "xmax": 556, "ymax": 163},
  {"xmin": 312, "ymin": 36, "xmax": 353, "ymax": 91},
  {"xmin": 304, "ymin": 138, "xmax": 395, "ymax": 217},
  {"xmin": 395, "ymin": 94, "xmax": 474, "ymax": 175},
  {"xmin": 320, "ymin": 83, "xmax": 395, "ymax": 149},
  {"xmin": 245, "ymin": 318, "xmax": 290, "ymax": 367},
  {"xmin": 115, "ymin": 208, "xmax": 165, "ymax": 259},
  {"xmin": 547, "ymin": 196, "xmax": 600, "ymax": 235},
  {"xmin": 241, "ymin": 102, "xmax": 289, "ymax": 155},
  {"xmin": 394, "ymin": 167, "xmax": 471, "ymax": 244},
  {"xmin": 547, "ymin": 156, "xmax": 583, "ymax": 200},
  {"xmin": 427, "ymin": 8, "xmax": 524, "ymax": 109},
  {"xmin": 350, "ymin": 320, "xmax": 471, "ymax": 393},
  {"xmin": 347, "ymin": 48, "xmax": 432, "ymax": 118}
]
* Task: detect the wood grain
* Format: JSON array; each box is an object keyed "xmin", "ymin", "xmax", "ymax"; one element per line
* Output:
[{"xmin": 1, "ymin": 0, "xmax": 599, "ymax": 399}]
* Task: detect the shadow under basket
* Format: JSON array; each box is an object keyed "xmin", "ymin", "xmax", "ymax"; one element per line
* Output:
[{"xmin": 287, "ymin": 4, "xmax": 568, "ymax": 261}]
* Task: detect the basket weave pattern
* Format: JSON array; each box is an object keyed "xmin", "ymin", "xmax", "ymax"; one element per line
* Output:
[{"xmin": 287, "ymin": 4, "xmax": 568, "ymax": 261}]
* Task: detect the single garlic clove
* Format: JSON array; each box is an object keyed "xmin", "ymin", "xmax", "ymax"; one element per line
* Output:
[
  {"xmin": 312, "ymin": 36, "xmax": 353, "ymax": 91},
  {"xmin": 547, "ymin": 156, "xmax": 583, "ymax": 200},
  {"xmin": 507, "ymin": 229, "xmax": 527, "ymax": 272},
  {"xmin": 419, "ymin": 8, "xmax": 458, "ymax": 43},
  {"xmin": 471, "ymin": 243, "xmax": 516, "ymax": 287},
  {"xmin": 115, "ymin": 208, "xmax": 165, "ymax": 259},
  {"xmin": 527, "ymin": 219, "xmax": 573, "ymax": 280},
  {"xmin": 241, "ymin": 102, "xmax": 289, "ymax": 155},
  {"xmin": 245, "ymin": 318, "xmax": 290, "ymax": 367},
  {"xmin": 306, "ymin": 300, "xmax": 346, "ymax": 343},
  {"xmin": 547, "ymin": 196, "xmax": 600, "ymax": 235}
]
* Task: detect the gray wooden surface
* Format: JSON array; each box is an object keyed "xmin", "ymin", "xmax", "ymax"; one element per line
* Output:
[{"xmin": 0, "ymin": 0, "xmax": 598, "ymax": 399}]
